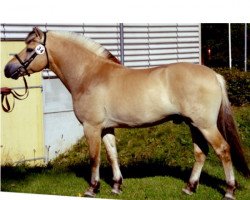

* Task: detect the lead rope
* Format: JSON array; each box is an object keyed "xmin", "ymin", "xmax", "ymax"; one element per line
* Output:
[{"xmin": 1, "ymin": 76, "xmax": 29, "ymax": 112}]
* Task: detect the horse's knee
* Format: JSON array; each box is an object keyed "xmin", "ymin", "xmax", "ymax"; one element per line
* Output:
[
  {"xmin": 194, "ymin": 144, "xmax": 207, "ymax": 163},
  {"xmin": 200, "ymin": 128, "xmax": 231, "ymax": 162},
  {"xmin": 195, "ymin": 151, "xmax": 206, "ymax": 163},
  {"xmin": 85, "ymin": 127, "xmax": 102, "ymax": 165},
  {"xmin": 102, "ymin": 133, "xmax": 119, "ymax": 168},
  {"xmin": 90, "ymin": 157, "xmax": 100, "ymax": 169},
  {"xmin": 214, "ymin": 142, "xmax": 231, "ymax": 162}
]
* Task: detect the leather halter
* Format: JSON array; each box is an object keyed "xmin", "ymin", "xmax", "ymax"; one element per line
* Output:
[
  {"xmin": 1, "ymin": 32, "xmax": 49, "ymax": 112},
  {"xmin": 13, "ymin": 31, "xmax": 49, "ymax": 78}
]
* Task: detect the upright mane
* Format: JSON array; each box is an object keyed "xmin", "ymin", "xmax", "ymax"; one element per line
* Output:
[{"xmin": 50, "ymin": 31, "xmax": 121, "ymax": 64}]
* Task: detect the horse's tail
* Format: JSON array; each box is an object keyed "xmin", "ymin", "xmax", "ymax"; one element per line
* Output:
[{"xmin": 216, "ymin": 74, "xmax": 250, "ymax": 177}]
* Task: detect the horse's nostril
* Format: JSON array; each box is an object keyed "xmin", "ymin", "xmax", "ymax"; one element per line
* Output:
[
  {"xmin": 4, "ymin": 63, "xmax": 20, "ymax": 79},
  {"xmin": 4, "ymin": 64, "xmax": 11, "ymax": 78}
]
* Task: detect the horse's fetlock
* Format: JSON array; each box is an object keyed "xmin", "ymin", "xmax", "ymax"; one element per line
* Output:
[
  {"xmin": 112, "ymin": 177, "xmax": 123, "ymax": 194},
  {"xmin": 91, "ymin": 180, "xmax": 100, "ymax": 188},
  {"xmin": 182, "ymin": 181, "xmax": 198, "ymax": 195},
  {"xmin": 84, "ymin": 181, "xmax": 100, "ymax": 197},
  {"xmin": 223, "ymin": 181, "xmax": 236, "ymax": 200}
]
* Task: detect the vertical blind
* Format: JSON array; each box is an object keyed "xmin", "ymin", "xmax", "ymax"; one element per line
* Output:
[{"xmin": 1, "ymin": 23, "xmax": 200, "ymax": 68}]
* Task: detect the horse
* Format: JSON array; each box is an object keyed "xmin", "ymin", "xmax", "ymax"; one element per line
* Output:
[{"xmin": 4, "ymin": 27, "xmax": 249, "ymax": 200}]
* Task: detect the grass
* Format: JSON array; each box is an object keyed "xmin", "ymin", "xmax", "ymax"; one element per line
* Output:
[
  {"xmin": 1, "ymin": 168, "xmax": 88, "ymax": 196},
  {"xmin": 1, "ymin": 164, "xmax": 250, "ymax": 199},
  {"xmin": 1, "ymin": 105, "xmax": 250, "ymax": 199}
]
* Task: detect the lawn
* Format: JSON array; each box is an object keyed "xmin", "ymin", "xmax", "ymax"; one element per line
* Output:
[
  {"xmin": 1, "ymin": 105, "xmax": 250, "ymax": 199},
  {"xmin": 1, "ymin": 164, "xmax": 250, "ymax": 199}
]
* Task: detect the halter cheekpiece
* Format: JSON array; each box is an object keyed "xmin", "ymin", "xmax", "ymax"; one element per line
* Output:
[{"xmin": 14, "ymin": 31, "xmax": 49, "ymax": 77}]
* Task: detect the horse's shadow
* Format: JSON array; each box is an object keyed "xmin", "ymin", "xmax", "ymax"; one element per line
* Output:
[{"xmin": 70, "ymin": 162, "xmax": 226, "ymax": 195}]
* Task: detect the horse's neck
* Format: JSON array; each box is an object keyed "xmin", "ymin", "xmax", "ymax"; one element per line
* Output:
[{"xmin": 47, "ymin": 33, "xmax": 119, "ymax": 95}]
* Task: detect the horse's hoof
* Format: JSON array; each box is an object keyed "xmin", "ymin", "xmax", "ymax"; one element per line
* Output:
[
  {"xmin": 111, "ymin": 178, "xmax": 122, "ymax": 195},
  {"xmin": 84, "ymin": 190, "xmax": 96, "ymax": 198},
  {"xmin": 84, "ymin": 181, "xmax": 100, "ymax": 197},
  {"xmin": 223, "ymin": 193, "xmax": 236, "ymax": 200},
  {"xmin": 182, "ymin": 184, "xmax": 194, "ymax": 195},
  {"xmin": 84, "ymin": 186, "xmax": 97, "ymax": 198},
  {"xmin": 182, "ymin": 181, "xmax": 198, "ymax": 195},
  {"xmin": 111, "ymin": 187, "xmax": 122, "ymax": 195},
  {"xmin": 182, "ymin": 187, "xmax": 193, "ymax": 195}
]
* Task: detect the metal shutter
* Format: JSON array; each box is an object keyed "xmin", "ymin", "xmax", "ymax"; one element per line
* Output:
[
  {"xmin": 1, "ymin": 23, "xmax": 200, "ymax": 69},
  {"xmin": 122, "ymin": 23, "xmax": 200, "ymax": 68},
  {"xmin": 0, "ymin": 23, "xmax": 121, "ymax": 60}
]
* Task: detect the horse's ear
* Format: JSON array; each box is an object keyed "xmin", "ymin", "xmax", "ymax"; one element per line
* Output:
[{"xmin": 33, "ymin": 27, "xmax": 43, "ymax": 39}]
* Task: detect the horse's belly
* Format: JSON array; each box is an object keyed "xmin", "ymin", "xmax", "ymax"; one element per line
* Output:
[
  {"xmin": 104, "ymin": 67, "xmax": 181, "ymax": 127},
  {"xmin": 105, "ymin": 94, "xmax": 179, "ymax": 127}
]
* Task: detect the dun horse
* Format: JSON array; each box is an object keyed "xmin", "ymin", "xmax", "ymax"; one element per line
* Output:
[{"xmin": 4, "ymin": 27, "xmax": 249, "ymax": 199}]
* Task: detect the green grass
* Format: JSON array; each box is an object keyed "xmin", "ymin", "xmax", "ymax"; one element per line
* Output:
[
  {"xmin": 1, "ymin": 164, "xmax": 250, "ymax": 199},
  {"xmin": 1, "ymin": 105, "xmax": 250, "ymax": 199},
  {"xmin": 1, "ymin": 168, "xmax": 88, "ymax": 196}
]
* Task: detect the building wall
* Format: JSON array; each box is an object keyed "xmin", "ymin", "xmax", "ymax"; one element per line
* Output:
[{"xmin": 1, "ymin": 42, "xmax": 45, "ymax": 165}]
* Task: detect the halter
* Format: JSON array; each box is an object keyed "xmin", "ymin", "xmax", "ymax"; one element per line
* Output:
[
  {"xmin": 13, "ymin": 32, "xmax": 49, "ymax": 78},
  {"xmin": 1, "ymin": 32, "xmax": 49, "ymax": 112}
]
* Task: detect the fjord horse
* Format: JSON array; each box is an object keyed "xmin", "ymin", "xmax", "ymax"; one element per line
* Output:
[{"xmin": 4, "ymin": 27, "xmax": 249, "ymax": 199}]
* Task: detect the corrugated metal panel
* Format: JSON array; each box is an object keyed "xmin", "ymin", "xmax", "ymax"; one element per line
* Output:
[
  {"xmin": 81, "ymin": 24, "xmax": 121, "ymax": 59},
  {"xmin": 1, "ymin": 23, "xmax": 121, "ymax": 60},
  {"xmin": 1, "ymin": 23, "xmax": 200, "ymax": 68},
  {"xmin": 123, "ymin": 23, "xmax": 200, "ymax": 67}
]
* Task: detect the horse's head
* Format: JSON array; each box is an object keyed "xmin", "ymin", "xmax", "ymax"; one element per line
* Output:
[{"xmin": 4, "ymin": 27, "xmax": 49, "ymax": 80}]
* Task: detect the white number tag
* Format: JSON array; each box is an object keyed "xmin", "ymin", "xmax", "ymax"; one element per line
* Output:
[{"xmin": 35, "ymin": 44, "xmax": 45, "ymax": 55}]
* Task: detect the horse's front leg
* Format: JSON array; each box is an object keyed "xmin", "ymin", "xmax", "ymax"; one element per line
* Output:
[
  {"xmin": 84, "ymin": 124, "xmax": 102, "ymax": 197},
  {"xmin": 102, "ymin": 128, "xmax": 123, "ymax": 194}
]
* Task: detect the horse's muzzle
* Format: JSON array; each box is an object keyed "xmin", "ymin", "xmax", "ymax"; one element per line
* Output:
[{"xmin": 4, "ymin": 63, "xmax": 23, "ymax": 80}]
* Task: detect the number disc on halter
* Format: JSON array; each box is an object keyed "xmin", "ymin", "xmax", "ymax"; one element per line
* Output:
[{"xmin": 35, "ymin": 44, "xmax": 45, "ymax": 55}]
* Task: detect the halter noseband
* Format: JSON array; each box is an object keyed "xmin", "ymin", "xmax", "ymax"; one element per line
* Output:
[{"xmin": 13, "ymin": 32, "xmax": 49, "ymax": 78}]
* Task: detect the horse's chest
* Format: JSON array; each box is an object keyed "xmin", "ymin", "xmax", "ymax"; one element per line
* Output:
[{"xmin": 72, "ymin": 92, "xmax": 106, "ymax": 124}]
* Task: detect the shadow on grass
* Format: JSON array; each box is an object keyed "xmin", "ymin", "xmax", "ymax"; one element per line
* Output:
[
  {"xmin": 1, "ymin": 162, "xmax": 228, "ymax": 195},
  {"xmin": 1, "ymin": 162, "xmax": 229, "ymax": 195},
  {"xmin": 69, "ymin": 162, "xmax": 226, "ymax": 195},
  {"xmin": 1, "ymin": 165, "xmax": 50, "ymax": 181}
]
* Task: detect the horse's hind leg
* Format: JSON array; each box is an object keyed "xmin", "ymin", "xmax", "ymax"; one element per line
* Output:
[
  {"xmin": 183, "ymin": 125, "xmax": 209, "ymax": 195},
  {"xmin": 199, "ymin": 126, "xmax": 236, "ymax": 200},
  {"xmin": 84, "ymin": 124, "xmax": 102, "ymax": 197},
  {"xmin": 102, "ymin": 128, "xmax": 123, "ymax": 194}
]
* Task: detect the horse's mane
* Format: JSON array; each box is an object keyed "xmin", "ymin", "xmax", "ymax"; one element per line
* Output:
[{"xmin": 51, "ymin": 31, "xmax": 121, "ymax": 64}]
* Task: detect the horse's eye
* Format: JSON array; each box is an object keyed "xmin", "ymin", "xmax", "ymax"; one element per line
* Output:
[{"xmin": 26, "ymin": 48, "xmax": 33, "ymax": 53}]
